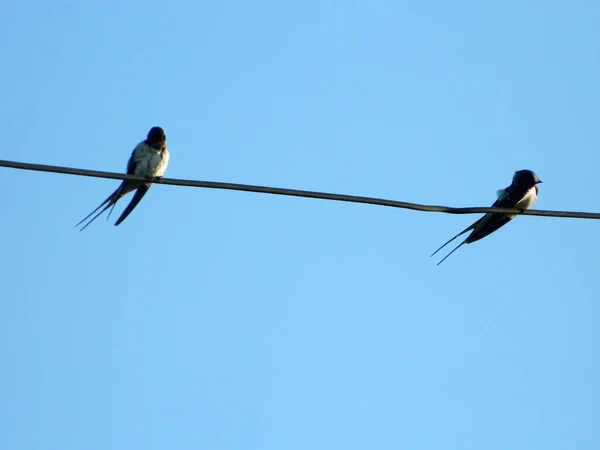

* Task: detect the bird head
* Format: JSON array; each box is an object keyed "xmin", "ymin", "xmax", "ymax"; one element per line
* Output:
[
  {"xmin": 147, "ymin": 126, "xmax": 166, "ymax": 146},
  {"xmin": 513, "ymin": 169, "xmax": 542, "ymax": 187}
]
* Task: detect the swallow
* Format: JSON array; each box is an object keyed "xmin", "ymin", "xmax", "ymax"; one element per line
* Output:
[
  {"xmin": 431, "ymin": 169, "xmax": 542, "ymax": 265},
  {"xmin": 76, "ymin": 126, "xmax": 169, "ymax": 230}
]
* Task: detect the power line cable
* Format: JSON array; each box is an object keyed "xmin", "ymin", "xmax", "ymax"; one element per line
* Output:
[{"xmin": 2, "ymin": 159, "xmax": 599, "ymax": 220}]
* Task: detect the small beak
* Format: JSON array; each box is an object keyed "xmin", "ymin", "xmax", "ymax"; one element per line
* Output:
[{"xmin": 538, "ymin": 180, "xmax": 543, "ymax": 184}]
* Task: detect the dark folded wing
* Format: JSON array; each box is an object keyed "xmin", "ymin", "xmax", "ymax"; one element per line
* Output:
[
  {"xmin": 126, "ymin": 146, "xmax": 139, "ymax": 175},
  {"xmin": 114, "ymin": 186, "xmax": 150, "ymax": 226},
  {"xmin": 465, "ymin": 192, "xmax": 517, "ymax": 244}
]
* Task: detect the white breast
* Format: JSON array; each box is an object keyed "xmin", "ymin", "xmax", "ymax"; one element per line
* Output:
[
  {"xmin": 506, "ymin": 187, "xmax": 538, "ymax": 218},
  {"xmin": 148, "ymin": 147, "xmax": 169, "ymax": 177},
  {"xmin": 131, "ymin": 142, "xmax": 169, "ymax": 178},
  {"xmin": 515, "ymin": 187, "xmax": 538, "ymax": 210}
]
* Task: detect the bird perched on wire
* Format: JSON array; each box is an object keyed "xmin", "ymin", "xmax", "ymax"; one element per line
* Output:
[
  {"xmin": 76, "ymin": 126, "xmax": 169, "ymax": 230},
  {"xmin": 431, "ymin": 169, "xmax": 542, "ymax": 265}
]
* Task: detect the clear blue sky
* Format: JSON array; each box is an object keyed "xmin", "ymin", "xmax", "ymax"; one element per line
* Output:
[{"xmin": 1, "ymin": 2, "xmax": 598, "ymax": 449}]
